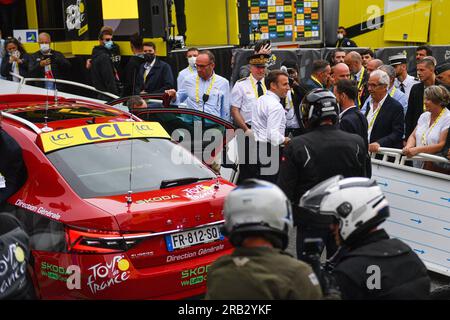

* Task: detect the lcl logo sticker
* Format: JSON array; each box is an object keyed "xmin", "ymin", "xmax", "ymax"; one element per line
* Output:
[
  {"xmin": 50, "ymin": 132, "xmax": 75, "ymax": 146},
  {"xmin": 82, "ymin": 124, "xmax": 131, "ymax": 141},
  {"xmin": 135, "ymin": 124, "xmax": 154, "ymax": 135}
]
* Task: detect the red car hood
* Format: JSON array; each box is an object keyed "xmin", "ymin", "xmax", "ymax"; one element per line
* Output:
[{"xmin": 84, "ymin": 178, "xmax": 235, "ymax": 232}]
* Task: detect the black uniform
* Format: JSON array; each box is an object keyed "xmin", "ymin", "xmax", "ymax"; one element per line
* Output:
[
  {"xmin": 331, "ymin": 229, "xmax": 430, "ymax": 300},
  {"xmin": 122, "ymin": 55, "xmax": 145, "ymax": 97},
  {"xmin": 0, "ymin": 129, "xmax": 27, "ymax": 206},
  {"xmin": 29, "ymin": 49, "xmax": 71, "ymax": 90},
  {"xmin": 335, "ymin": 37, "xmax": 357, "ymax": 48},
  {"xmin": 90, "ymin": 45, "xmax": 121, "ymax": 97},
  {"xmin": 277, "ymin": 125, "xmax": 368, "ymax": 259}
]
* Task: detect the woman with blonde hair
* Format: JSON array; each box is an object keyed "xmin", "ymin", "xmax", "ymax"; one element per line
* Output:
[{"xmin": 403, "ymin": 85, "xmax": 450, "ymax": 168}]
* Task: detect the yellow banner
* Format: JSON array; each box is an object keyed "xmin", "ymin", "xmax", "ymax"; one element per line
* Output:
[{"xmin": 40, "ymin": 122, "xmax": 170, "ymax": 153}]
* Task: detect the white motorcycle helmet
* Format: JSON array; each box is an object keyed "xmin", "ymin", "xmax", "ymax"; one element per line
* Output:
[
  {"xmin": 299, "ymin": 175, "xmax": 390, "ymax": 245},
  {"xmin": 223, "ymin": 179, "xmax": 293, "ymax": 249}
]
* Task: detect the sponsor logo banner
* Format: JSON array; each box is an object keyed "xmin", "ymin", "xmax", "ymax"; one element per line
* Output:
[{"xmin": 40, "ymin": 122, "xmax": 170, "ymax": 153}]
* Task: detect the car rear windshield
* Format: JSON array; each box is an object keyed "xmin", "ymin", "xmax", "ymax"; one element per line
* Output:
[
  {"xmin": 46, "ymin": 139, "xmax": 216, "ymax": 198},
  {"xmin": 8, "ymin": 105, "xmax": 122, "ymax": 123}
]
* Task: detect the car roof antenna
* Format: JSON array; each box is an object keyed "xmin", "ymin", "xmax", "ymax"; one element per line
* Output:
[
  {"xmin": 126, "ymin": 123, "xmax": 135, "ymax": 207},
  {"xmin": 41, "ymin": 80, "xmax": 52, "ymax": 133}
]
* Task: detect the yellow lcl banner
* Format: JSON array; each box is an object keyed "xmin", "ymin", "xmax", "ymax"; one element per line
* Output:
[{"xmin": 40, "ymin": 122, "xmax": 170, "ymax": 153}]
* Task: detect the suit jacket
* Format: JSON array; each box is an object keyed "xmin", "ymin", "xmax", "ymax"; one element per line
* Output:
[
  {"xmin": 135, "ymin": 58, "xmax": 175, "ymax": 94},
  {"xmin": 405, "ymin": 82, "xmax": 425, "ymax": 140},
  {"xmin": 340, "ymin": 107, "xmax": 371, "ymax": 177},
  {"xmin": 368, "ymin": 95, "xmax": 405, "ymax": 149}
]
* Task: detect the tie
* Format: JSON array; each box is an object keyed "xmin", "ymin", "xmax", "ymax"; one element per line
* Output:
[
  {"xmin": 257, "ymin": 81, "xmax": 264, "ymax": 97},
  {"xmin": 399, "ymin": 82, "xmax": 405, "ymax": 93}
]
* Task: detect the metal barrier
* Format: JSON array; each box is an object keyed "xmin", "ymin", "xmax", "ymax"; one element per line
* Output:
[
  {"xmin": 371, "ymin": 148, "xmax": 450, "ymax": 277},
  {"xmin": 374, "ymin": 147, "xmax": 450, "ymax": 166}
]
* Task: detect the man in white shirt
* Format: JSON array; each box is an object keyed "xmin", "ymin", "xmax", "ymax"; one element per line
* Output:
[
  {"xmin": 165, "ymin": 50, "xmax": 230, "ymax": 121},
  {"xmin": 251, "ymin": 70, "xmax": 291, "ymax": 182},
  {"xmin": 390, "ymin": 53, "xmax": 419, "ymax": 101},
  {"xmin": 177, "ymin": 47, "xmax": 198, "ymax": 89}
]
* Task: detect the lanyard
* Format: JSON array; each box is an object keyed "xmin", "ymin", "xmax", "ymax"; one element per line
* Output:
[
  {"xmin": 195, "ymin": 74, "xmax": 216, "ymax": 105},
  {"xmin": 356, "ymin": 67, "xmax": 366, "ymax": 90},
  {"xmin": 356, "ymin": 67, "xmax": 366, "ymax": 107},
  {"xmin": 421, "ymin": 108, "xmax": 446, "ymax": 145},
  {"xmin": 188, "ymin": 65, "xmax": 195, "ymax": 74},
  {"xmin": 310, "ymin": 75, "xmax": 323, "ymax": 88},
  {"xmin": 285, "ymin": 91, "xmax": 295, "ymax": 120},
  {"xmin": 389, "ymin": 86, "xmax": 396, "ymax": 97},
  {"xmin": 249, "ymin": 76, "xmax": 266, "ymax": 97},
  {"xmin": 368, "ymin": 99, "xmax": 385, "ymax": 130}
]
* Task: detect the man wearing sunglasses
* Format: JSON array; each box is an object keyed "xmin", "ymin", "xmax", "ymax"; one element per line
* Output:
[{"xmin": 166, "ymin": 50, "xmax": 230, "ymax": 121}]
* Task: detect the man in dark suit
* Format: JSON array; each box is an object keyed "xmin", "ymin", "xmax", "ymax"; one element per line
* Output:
[
  {"xmin": 301, "ymin": 60, "xmax": 331, "ymax": 92},
  {"xmin": 364, "ymin": 70, "xmax": 404, "ymax": 153},
  {"xmin": 405, "ymin": 57, "xmax": 436, "ymax": 140},
  {"xmin": 334, "ymin": 79, "xmax": 371, "ymax": 176},
  {"xmin": 135, "ymin": 42, "xmax": 175, "ymax": 94}
]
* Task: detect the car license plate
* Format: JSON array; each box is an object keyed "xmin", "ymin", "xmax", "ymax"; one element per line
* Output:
[{"xmin": 165, "ymin": 225, "xmax": 223, "ymax": 251}]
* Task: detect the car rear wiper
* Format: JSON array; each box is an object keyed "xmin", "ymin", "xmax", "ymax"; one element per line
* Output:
[{"xmin": 160, "ymin": 177, "xmax": 215, "ymax": 189}]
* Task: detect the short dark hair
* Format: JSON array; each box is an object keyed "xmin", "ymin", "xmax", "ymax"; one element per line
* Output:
[
  {"xmin": 361, "ymin": 49, "xmax": 374, "ymax": 58},
  {"xmin": 143, "ymin": 42, "xmax": 156, "ymax": 50},
  {"xmin": 186, "ymin": 47, "xmax": 199, "ymax": 56},
  {"xmin": 417, "ymin": 56, "xmax": 436, "ymax": 69},
  {"xmin": 198, "ymin": 49, "xmax": 215, "ymax": 64},
  {"xmin": 130, "ymin": 33, "xmax": 143, "ymax": 50},
  {"xmin": 127, "ymin": 96, "xmax": 145, "ymax": 109},
  {"xmin": 265, "ymin": 70, "xmax": 288, "ymax": 89},
  {"xmin": 312, "ymin": 60, "xmax": 330, "ymax": 74},
  {"xmin": 335, "ymin": 79, "xmax": 358, "ymax": 101},
  {"xmin": 4, "ymin": 37, "xmax": 26, "ymax": 55},
  {"xmin": 417, "ymin": 45, "xmax": 433, "ymax": 56},
  {"xmin": 98, "ymin": 26, "xmax": 113, "ymax": 40}
]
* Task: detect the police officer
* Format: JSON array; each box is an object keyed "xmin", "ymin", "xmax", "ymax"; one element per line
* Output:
[
  {"xmin": 205, "ymin": 179, "xmax": 323, "ymax": 300},
  {"xmin": 231, "ymin": 54, "xmax": 268, "ymax": 183},
  {"xmin": 0, "ymin": 111, "xmax": 27, "ymax": 207},
  {"xmin": 299, "ymin": 175, "xmax": 431, "ymax": 299},
  {"xmin": 277, "ymin": 89, "xmax": 368, "ymax": 260},
  {"xmin": 252, "ymin": 70, "xmax": 291, "ymax": 183}
]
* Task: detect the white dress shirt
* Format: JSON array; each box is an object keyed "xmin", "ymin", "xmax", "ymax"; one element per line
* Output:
[
  {"xmin": 252, "ymin": 90, "xmax": 286, "ymax": 146},
  {"xmin": 366, "ymin": 93, "xmax": 388, "ymax": 141},
  {"xmin": 394, "ymin": 74, "xmax": 419, "ymax": 101},
  {"xmin": 231, "ymin": 74, "xmax": 265, "ymax": 125}
]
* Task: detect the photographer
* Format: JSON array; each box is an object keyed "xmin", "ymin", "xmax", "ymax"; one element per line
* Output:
[
  {"xmin": 299, "ymin": 175, "xmax": 431, "ymax": 300},
  {"xmin": 29, "ymin": 33, "xmax": 71, "ymax": 90},
  {"xmin": 1, "ymin": 37, "xmax": 31, "ymax": 81}
]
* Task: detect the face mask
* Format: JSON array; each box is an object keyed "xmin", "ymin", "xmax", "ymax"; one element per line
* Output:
[
  {"xmin": 144, "ymin": 53, "xmax": 155, "ymax": 63},
  {"xmin": 187, "ymin": 56, "xmax": 197, "ymax": 67},
  {"xmin": 104, "ymin": 40, "xmax": 114, "ymax": 50},
  {"xmin": 135, "ymin": 53, "xmax": 145, "ymax": 59},
  {"xmin": 40, "ymin": 43, "xmax": 50, "ymax": 53},
  {"xmin": 337, "ymin": 33, "xmax": 344, "ymax": 40}
]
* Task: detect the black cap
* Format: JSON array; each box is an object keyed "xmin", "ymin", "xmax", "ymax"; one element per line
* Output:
[
  {"xmin": 248, "ymin": 54, "xmax": 270, "ymax": 67},
  {"xmin": 435, "ymin": 62, "xmax": 450, "ymax": 75}
]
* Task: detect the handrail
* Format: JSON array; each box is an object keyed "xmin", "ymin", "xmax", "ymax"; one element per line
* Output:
[
  {"xmin": 375, "ymin": 147, "xmax": 449, "ymax": 165},
  {"xmin": 1, "ymin": 111, "xmax": 42, "ymax": 134},
  {"xmin": 8, "ymin": 73, "xmax": 120, "ymax": 101}
]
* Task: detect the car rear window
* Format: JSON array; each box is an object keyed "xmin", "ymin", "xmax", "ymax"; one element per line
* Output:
[
  {"xmin": 46, "ymin": 138, "xmax": 216, "ymax": 198},
  {"xmin": 7, "ymin": 105, "xmax": 122, "ymax": 123}
]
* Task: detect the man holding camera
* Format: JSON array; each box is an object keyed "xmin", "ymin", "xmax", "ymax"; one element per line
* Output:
[{"xmin": 29, "ymin": 33, "xmax": 71, "ymax": 90}]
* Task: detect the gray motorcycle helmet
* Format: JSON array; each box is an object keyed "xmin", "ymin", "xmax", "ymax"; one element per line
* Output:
[{"xmin": 222, "ymin": 179, "xmax": 293, "ymax": 249}]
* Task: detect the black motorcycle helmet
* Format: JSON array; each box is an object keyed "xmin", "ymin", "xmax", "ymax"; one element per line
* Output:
[{"xmin": 300, "ymin": 88, "xmax": 339, "ymax": 128}]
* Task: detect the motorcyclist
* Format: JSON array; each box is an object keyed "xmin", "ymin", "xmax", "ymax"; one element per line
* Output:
[
  {"xmin": 205, "ymin": 179, "xmax": 322, "ymax": 300},
  {"xmin": 299, "ymin": 175, "xmax": 431, "ymax": 299}
]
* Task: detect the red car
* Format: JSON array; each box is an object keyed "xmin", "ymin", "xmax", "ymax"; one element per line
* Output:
[{"xmin": 1, "ymin": 94, "xmax": 237, "ymax": 299}]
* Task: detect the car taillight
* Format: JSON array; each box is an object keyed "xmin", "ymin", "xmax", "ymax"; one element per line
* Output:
[{"xmin": 65, "ymin": 226, "xmax": 147, "ymax": 254}]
